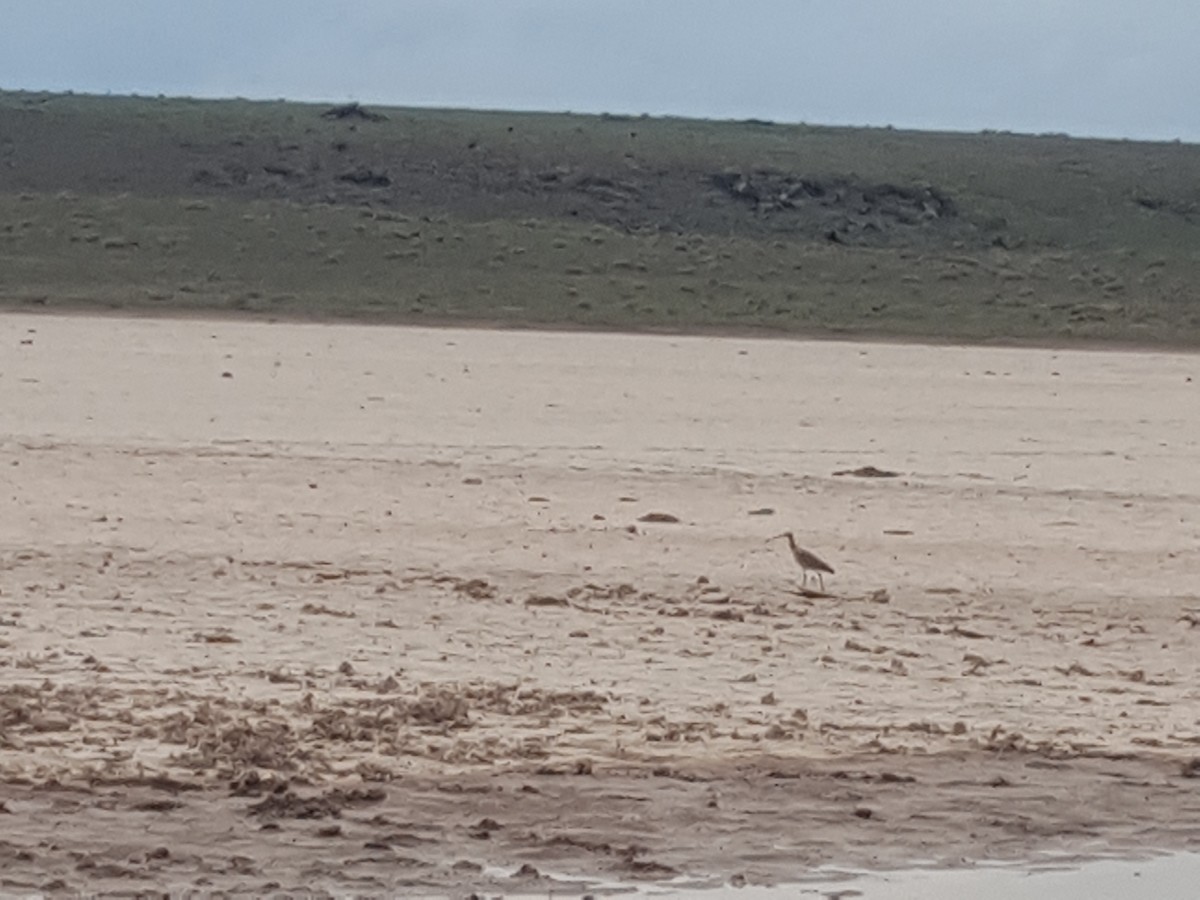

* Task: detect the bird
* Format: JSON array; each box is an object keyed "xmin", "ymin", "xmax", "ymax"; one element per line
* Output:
[{"xmin": 769, "ymin": 532, "xmax": 835, "ymax": 591}]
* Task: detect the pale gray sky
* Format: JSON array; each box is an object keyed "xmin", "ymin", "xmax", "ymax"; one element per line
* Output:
[{"xmin": 2, "ymin": 0, "xmax": 1197, "ymax": 141}]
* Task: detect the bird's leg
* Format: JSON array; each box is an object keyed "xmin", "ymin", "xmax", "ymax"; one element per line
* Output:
[
  {"xmin": 800, "ymin": 569, "xmax": 808, "ymax": 588},
  {"xmin": 817, "ymin": 572, "xmax": 825, "ymax": 592}
]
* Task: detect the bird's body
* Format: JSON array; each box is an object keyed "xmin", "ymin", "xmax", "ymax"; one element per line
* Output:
[{"xmin": 770, "ymin": 531, "xmax": 834, "ymax": 591}]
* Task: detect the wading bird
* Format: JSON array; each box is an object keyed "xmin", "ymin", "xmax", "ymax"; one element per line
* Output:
[{"xmin": 770, "ymin": 532, "xmax": 834, "ymax": 591}]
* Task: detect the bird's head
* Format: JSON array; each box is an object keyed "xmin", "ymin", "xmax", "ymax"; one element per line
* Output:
[{"xmin": 768, "ymin": 531, "xmax": 793, "ymax": 543}]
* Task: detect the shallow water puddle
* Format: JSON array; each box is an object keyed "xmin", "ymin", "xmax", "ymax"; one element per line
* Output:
[
  {"xmin": 503, "ymin": 852, "xmax": 1200, "ymax": 899},
  {"xmin": 782, "ymin": 853, "xmax": 1200, "ymax": 900}
]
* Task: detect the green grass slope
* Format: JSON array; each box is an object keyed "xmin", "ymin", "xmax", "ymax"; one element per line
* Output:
[{"xmin": 2, "ymin": 90, "xmax": 1199, "ymax": 344}]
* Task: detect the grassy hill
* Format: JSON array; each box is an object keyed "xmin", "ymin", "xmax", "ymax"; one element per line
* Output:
[{"xmin": 2, "ymin": 89, "xmax": 1199, "ymax": 345}]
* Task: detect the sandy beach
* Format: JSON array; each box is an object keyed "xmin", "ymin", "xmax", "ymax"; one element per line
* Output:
[{"xmin": 2, "ymin": 311, "xmax": 1199, "ymax": 895}]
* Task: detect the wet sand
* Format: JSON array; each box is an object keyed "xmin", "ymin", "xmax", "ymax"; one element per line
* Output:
[{"xmin": 2, "ymin": 312, "xmax": 1199, "ymax": 895}]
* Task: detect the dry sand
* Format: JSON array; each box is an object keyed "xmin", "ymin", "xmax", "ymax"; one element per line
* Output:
[{"xmin": 2, "ymin": 311, "xmax": 1199, "ymax": 895}]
